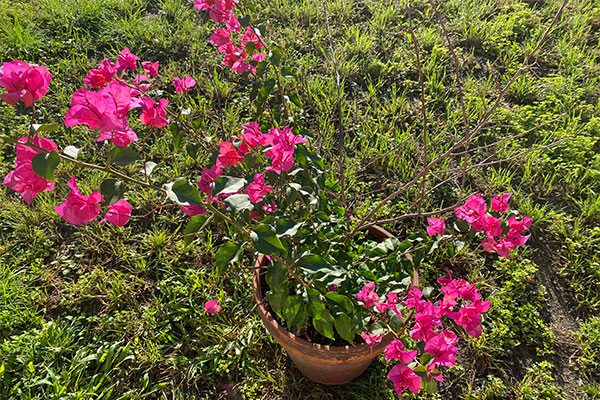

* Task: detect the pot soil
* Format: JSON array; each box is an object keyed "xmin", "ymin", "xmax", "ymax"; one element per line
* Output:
[{"xmin": 252, "ymin": 225, "xmax": 418, "ymax": 385}]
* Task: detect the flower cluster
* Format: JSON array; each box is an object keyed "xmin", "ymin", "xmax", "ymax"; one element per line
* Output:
[
  {"xmin": 181, "ymin": 123, "xmax": 306, "ymax": 217},
  {"xmin": 455, "ymin": 193, "xmax": 532, "ymax": 258},
  {"xmin": 196, "ymin": 0, "xmax": 266, "ymax": 74},
  {"xmin": 356, "ymin": 273, "xmax": 489, "ymax": 397},
  {"xmin": 3, "ymin": 135, "xmax": 57, "ymax": 204},
  {"xmin": 0, "ymin": 60, "xmax": 52, "ymax": 107}
]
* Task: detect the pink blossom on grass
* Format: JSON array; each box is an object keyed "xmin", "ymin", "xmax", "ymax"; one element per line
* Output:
[
  {"xmin": 181, "ymin": 204, "xmax": 208, "ymax": 217},
  {"xmin": 0, "ymin": 60, "xmax": 52, "ymax": 107},
  {"xmin": 115, "ymin": 48, "xmax": 140, "ymax": 72},
  {"xmin": 216, "ymin": 141, "xmax": 244, "ymax": 168},
  {"xmin": 140, "ymin": 97, "xmax": 169, "ymax": 128},
  {"xmin": 492, "ymin": 192, "xmax": 512, "ymax": 212},
  {"xmin": 141, "ymin": 61, "xmax": 159, "ymax": 78},
  {"xmin": 99, "ymin": 199, "xmax": 132, "ymax": 226},
  {"xmin": 423, "ymin": 333, "xmax": 458, "ymax": 367},
  {"xmin": 15, "ymin": 134, "xmax": 59, "ymax": 163},
  {"xmin": 455, "ymin": 193, "xmax": 487, "ymax": 225},
  {"xmin": 262, "ymin": 200, "xmax": 277, "ymax": 213},
  {"xmin": 482, "ymin": 215, "xmax": 502, "ymax": 237},
  {"xmin": 426, "ymin": 217, "xmax": 445, "ymax": 236},
  {"xmin": 194, "ymin": 0, "xmax": 215, "ymax": 11},
  {"xmin": 3, "ymin": 163, "xmax": 55, "ymax": 204},
  {"xmin": 360, "ymin": 332, "xmax": 382, "ymax": 353},
  {"xmin": 209, "ymin": 28, "xmax": 231, "ymax": 50},
  {"xmin": 387, "ymin": 365, "xmax": 421, "ymax": 397},
  {"xmin": 172, "ymin": 76, "xmax": 196, "ymax": 93},
  {"xmin": 242, "ymin": 122, "xmax": 262, "ymax": 147},
  {"xmin": 204, "ymin": 299, "xmax": 222, "ymax": 314},
  {"xmin": 54, "ymin": 176, "xmax": 104, "ymax": 225}
]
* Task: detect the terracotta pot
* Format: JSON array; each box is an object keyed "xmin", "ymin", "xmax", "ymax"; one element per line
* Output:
[{"xmin": 252, "ymin": 225, "xmax": 418, "ymax": 385}]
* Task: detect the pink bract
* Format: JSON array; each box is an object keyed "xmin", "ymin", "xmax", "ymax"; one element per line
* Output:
[
  {"xmin": 54, "ymin": 176, "xmax": 104, "ymax": 225},
  {"xmin": 140, "ymin": 97, "xmax": 169, "ymax": 128},
  {"xmin": 244, "ymin": 173, "xmax": 273, "ymax": 203},
  {"xmin": 141, "ymin": 61, "xmax": 159, "ymax": 78},
  {"xmin": 384, "ymin": 339, "xmax": 417, "ymax": 363},
  {"xmin": 360, "ymin": 332, "xmax": 382, "ymax": 354},
  {"xmin": 181, "ymin": 204, "xmax": 208, "ymax": 217},
  {"xmin": 387, "ymin": 365, "xmax": 421, "ymax": 397},
  {"xmin": 426, "ymin": 217, "xmax": 445, "ymax": 236},
  {"xmin": 3, "ymin": 163, "xmax": 55, "ymax": 205},
  {"xmin": 172, "ymin": 76, "xmax": 196, "ymax": 93},
  {"xmin": 99, "ymin": 199, "xmax": 132, "ymax": 227},
  {"xmin": 115, "ymin": 48, "xmax": 140, "ymax": 72},
  {"xmin": 455, "ymin": 193, "xmax": 487, "ymax": 225},
  {"xmin": 204, "ymin": 299, "xmax": 222, "ymax": 314},
  {"xmin": 356, "ymin": 281, "xmax": 379, "ymax": 308},
  {"xmin": 491, "ymin": 192, "xmax": 512, "ymax": 212},
  {"xmin": 0, "ymin": 60, "xmax": 52, "ymax": 107}
]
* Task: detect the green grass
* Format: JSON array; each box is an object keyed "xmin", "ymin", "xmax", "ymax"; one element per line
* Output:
[{"xmin": 1, "ymin": 0, "xmax": 600, "ymax": 398}]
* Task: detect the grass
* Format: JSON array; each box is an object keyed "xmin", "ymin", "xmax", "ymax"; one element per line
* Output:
[{"xmin": 1, "ymin": 0, "xmax": 600, "ymax": 398}]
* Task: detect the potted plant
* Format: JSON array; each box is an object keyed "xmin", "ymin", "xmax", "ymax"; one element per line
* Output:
[{"xmin": 0, "ymin": 0, "xmax": 555, "ymax": 395}]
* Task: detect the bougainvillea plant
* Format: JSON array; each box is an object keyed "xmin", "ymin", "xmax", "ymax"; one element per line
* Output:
[{"xmin": 0, "ymin": 0, "xmax": 539, "ymax": 396}]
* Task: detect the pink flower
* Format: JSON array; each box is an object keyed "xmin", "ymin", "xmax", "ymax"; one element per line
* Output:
[
  {"xmin": 482, "ymin": 215, "xmax": 502, "ymax": 236},
  {"xmin": 387, "ymin": 365, "xmax": 421, "ymax": 397},
  {"xmin": 264, "ymin": 126, "xmax": 307, "ymax": 174},
  {"xmin": 204, "ymin": 299, "xmax": 222, "ymax": 314},
  {"xmin": 194, "ymin": 0, "xmax": 215, "ymax": 11},
  {"xmin": 83, "ymin": 59, "xmax": 116, "ymax": 88},
  {"xmin": 242, "ymin": 122, "xmax": 262, "ymax": 148},
  {"xmin": 115, "ymin": 48, "xmax": 140, "ymax": 72},
  {"xmin": 96, "ymin": 127, "xmax": 138, "ymax": 147},
  {"xmin": 99, "ymin": 199, "xmax": 132, "ymax": 226},
  {"xmin": 481, "ymin": 232, "xmax": 497, "ymax": 253},
  {"xmin": 360, "ymin": 332, "xmax": 382, "ymax": 353},
  {"xmin": 197, "ymin": 165, "xmax": 223, "ymax": 195},
  {"xmin": 140, "ymin": 97, "xmax": 169, "ymax": 128},
  {"xmin": 225, "ymin": 13, "xmax": 240, "ymax": 32},
  {"xmin": 356, "ymin": 282, "xmax": 379, "ymax": 308},
  {"xmin": 54, "ymin": 176, "xmax": 104, "ymax": 225},
  {"xmin": 0, "ymin": 60, "xmax": 52, "ymax": 107},
  {"xmin": 209, "ymin": 28, "xmax": 231, "ymax": 50},
  {"xmin": 241, "ymin": 26, "xmax": 263, "ymax": 49},
  {"xmin": 15, "ymin": 134, "xmax": 58, "ymax": 163},
  {"xmin": 493, "ymin": 237, "xmax": 514, "ymax": 258},
  {"xmin": 262, "ymin": 200, "xmax": 277, "ymax": 213},
  {"xmin": 172, "ymin": 76, "xmax": 196, "ymax": 93},
  {"xmin": 426, "ymin": 217, "xmax": 445, "ymax": 236},
  {"xmin": 384, "ymin": 339, "xmax": 417, "ymax": 363},
  {"xmin": 376, "ymin": 292, "xmax": 401, "ymax": 317},
  {"xmin": 492, "ymin": 192, "xmax": 512, "ymax": 212},
  {"xmin": 244, "ymin": 173, "xmax": 273, "ymax": 203},
  {"xmin": 141, "ymin": 61, "xmax": 159, "ymax": 78},
  {"xmin": 3, "ymin": 163, "xmax": 55, "ymax": 204},
  {"xmin": 423, "ymin": 333, "xmax": 458, "ymax": 367},
  {"xmin": 455, "ymin": 193, "xmax": 487, "ymax": 225},
  {"xmin": 216, "ymin": 141, "xmax": 244, "ymax": 168},
  {"xmin": 181, "ymin": 204, "xmax": 207, "ymax": 217}
]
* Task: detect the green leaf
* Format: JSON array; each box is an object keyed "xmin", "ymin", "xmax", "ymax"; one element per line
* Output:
[
  {"xmin": 283, "ymin": 295, "xmax": 307, "ymax": 329},
  {"xmin": 239, "ymin": 15, "xmax": 251, "ymax": 28},
  {"xmin": 255, "ymin": 61, "xmax": 269, "ymax": 77},
  {"xmin": 265, "ymin": 260, "xmax": 288, "ymax": 291},
  {"xmin": 413, "ymin": 365, "xmax": 428, "ymax": 378},
  {"xmin": 296, "ymin": 254, "xmax": 330, "ymax": 274},
  {"xmin": 270, "ymin": 46, "xmax": 283, "ymax": 65},
  {"xmin": 334, "ymin": 313, "xmax": 355, "ymax": 344},
  {"xmin": 369, "ymin": 321, "xmax": 386, "ymax": 335},
  {"xmin": 251, "ymin": 224, "xmax": 287, "ymax": 255},
  {"xmin": 288, "ymin": 92, "xmax": 302, "ymax": 107},
  {"xmin": 170, "ymin": 123, "xmax": 184, "ymax": 150},
  {"xmin": 100, "ymin": 178, "xmax": 125, "ymax": 205},
  {"xmin": 63, "ymin": 145, "xmax": 81, "ymax": 159},
  {"xmin": 389, "ymin": 312, "xmax": 404, "ymax": 331},
  {"xmin": 426, "ymin": 378, "xmax": 437, "ymax": 393},
  {"xmin": 244, "ymin": 41, "xmax": 256, "ymax": 57},
  {"xmin": 107, "ymin": 147, "xmax": 142, "ymax": 166},
  {"xmin": 215, "ymin": 242, "xmax": 242, "ymax": 274},
  {"xmin": 31, "ymin": 150, "xmax": 59, "ymax": 182},
  {"xmin": 325, "ymin": 292, "xmax": 354, "ymax": 315},
  {"xmin": 275, "ymin": 219, "xmax": 303, "ymax": 237},
  {"xmin": 313, "ymin": 309, "xmax": 335, "ymax": 340},
  {"xmin": 213, "ymin": 176, "xmax": 246, "ymax": 197},
  {"xmin": 268, "ymin": 290, "xmax": 287, "ymax": 319},
  {"xmin": 280, "ymin": 66, "xmax": 296, "ymax": 78},
  {"xmin": 184, "ymin": 214, "xmax": 210, "ymax": 246},
  {"xmin": 454, "ymin": 219, "xmax": 470, "ymax": 233},
  {"xmin": 420, "ymin": 353, "xmax": 435, "ymax": 366},
  {"xmin": 186, "ymin": 143, "xmax": 199, "ymax": 159},
  {"xmin": 165, "ymin": 178, "xmax": 203, "ymax": 206},
  {"xmin": 32, "ymin": 123, "xmax": 59, "ymax": 132},
  {"xmin": 306, "ymin": 288, "xmax": 327, "ymax": 317},
  {"xmin": 224, "ymin": 194, "xmax": 253, "ymax": 213}
]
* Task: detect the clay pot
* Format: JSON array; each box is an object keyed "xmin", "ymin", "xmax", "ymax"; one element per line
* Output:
[{"xmin": 252, "ymin": 225, "xmax": 418, "ymax": 385}]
